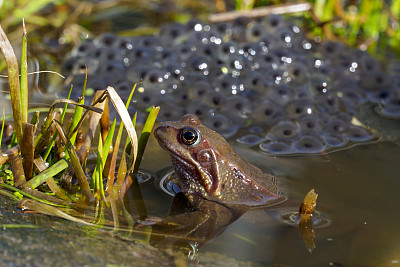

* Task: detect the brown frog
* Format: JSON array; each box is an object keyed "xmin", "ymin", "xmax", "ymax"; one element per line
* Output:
[
  {"xmin": 151, "ymin": 114, "xmax": 289, "ymax": 251},
  {"xmin": 154, "ymin": 114, "xmax": 286, "ymax": 210}
]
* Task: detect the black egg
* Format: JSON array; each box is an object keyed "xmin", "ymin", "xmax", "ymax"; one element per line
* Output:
[
  {"xmin": 203, "ymin": 114, "xmax": 238, "ymax": 138},
  {"xmin": 252, "ymin": 100, "xmax": 283, "ymax": 126},
  {"xmin": 95, "ymin": 33, "xmax": 118, "ymax": 47},
  {"xmin": 293, "ymin": 135, "xmax": 326, "ymax": 153},
  {"xmin": 299, "ymin": 115, "xmax": 324, "ymax": 133},
  {"xmin": 344, "ymin": 126, "xmax": 373, "ymax": 142},
  {"xmin": 268, "ymin": 121, "xmax": 300, "ymax": 141},
  {"xmin": 285, "ymin": 99, "xmax": 315, "ymax": 119},
  {"xmin": 326, "ymin": 119, "xmax": 348, "ymax": 134}
]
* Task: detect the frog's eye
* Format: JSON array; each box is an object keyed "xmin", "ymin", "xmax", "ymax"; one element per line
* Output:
[{"xmin": 180, "ymin": 127, "xmax": 201, "ymax": 146}]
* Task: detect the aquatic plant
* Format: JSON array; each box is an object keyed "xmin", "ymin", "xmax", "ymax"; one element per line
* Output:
[{"xmin": 0, "ymin": 22, "xmax": 159, "ymax": 228}]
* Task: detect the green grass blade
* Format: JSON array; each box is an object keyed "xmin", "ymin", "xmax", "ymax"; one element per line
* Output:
[
  {"xmin": 20, "ymin": 19, "xmax": 28, "ymax": 124},
  {"xmin": 0, "ymin": 183, "xmax": 68, "ymax": 207},
  {"xmin": 0, "ymin": 25, "xmax": 23, "ymax": 144},
  {"xmin": 69, "ymin": 69, "xmax": 87, "ymax": 146},
  {"xmin": 133, "ymin": 106, "xmax": 159, "ymax": 173},
  {"xmin": 24, "ymin": 159, "xmax": 69, "ymax": 189}
]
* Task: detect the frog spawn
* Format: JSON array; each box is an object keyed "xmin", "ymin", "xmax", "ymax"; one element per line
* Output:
[{"xmin": 61, "ymin": 15, "xmax": 400, "ymax": 155}]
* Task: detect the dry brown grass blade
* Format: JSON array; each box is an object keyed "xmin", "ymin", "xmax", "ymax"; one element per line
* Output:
[
  {"xmin": 21, "ymin": 123, "xmax": 35, "ymax": 180},
  {"xmin": 0, "ymin": 145, "xmax": 19, "ymax": 166},
  {"xmin": 209, "ymin": 2, "xmax": 312, "ymax": 22},
  {"xmin": 75, "ymin": 130, "xmax": 85, "ymax": 151},
  {"xmin": 19, "ymin": 199, "xmax": 95, "ymax": 226},
  {"xmin": 10, "ymin": 154, "xmax": 26, "ymax": 187},
  {"xmin": 0, "ymin": 25, "xmax": 23, "ymax": 144},
  {"xmin": 105, "ymin": 86, "xmax": 138, "ymax": 170},
  {"xmin": 99, "ymin": 98, "xmax": 113, "ymax": 179},
  {"xmin": 76, "ymin": 90, "xmax": 107, "ymax": 162}
]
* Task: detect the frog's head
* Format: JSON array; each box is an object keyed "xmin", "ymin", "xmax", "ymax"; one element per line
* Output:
[{"xmin": 154, "ymin": 114, "xmax": 285, "ymax": 207}]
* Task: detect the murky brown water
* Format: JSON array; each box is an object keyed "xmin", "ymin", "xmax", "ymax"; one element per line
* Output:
[
  {"xmin": 201, "ymin": 140, "xmax": 400, "ymax": 266},
  {"xmin": 136, "ymin": 134, "xmax": 400, "ymax": 266}
]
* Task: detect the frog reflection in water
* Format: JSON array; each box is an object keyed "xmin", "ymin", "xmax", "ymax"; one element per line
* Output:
[{"xmin": 152, "ymin": 114, "xmax": 287, "ymax": 249}]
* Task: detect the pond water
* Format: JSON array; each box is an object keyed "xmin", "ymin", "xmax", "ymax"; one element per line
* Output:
[
  {"xmin": 139, "ymin": 135, "xmax": 400, "ymax": 266},
  {"xmin": 2, "ymin": 136, "xmax": 398, "ymax": 266}
]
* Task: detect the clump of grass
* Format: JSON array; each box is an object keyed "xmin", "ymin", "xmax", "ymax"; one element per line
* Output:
[{"xmin": 0, "ymin": 22, "xmax": 159, "ymax": 230}]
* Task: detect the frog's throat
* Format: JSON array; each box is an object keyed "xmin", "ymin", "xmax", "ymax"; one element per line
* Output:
[{"xmin": 169, "ymin": 152, "xmax": 219, "ymax": 196}]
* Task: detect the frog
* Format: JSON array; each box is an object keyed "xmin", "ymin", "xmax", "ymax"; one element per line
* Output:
[
  {"xmin": 151, "ymin": 114, "xmax": 288, "ymax": 248},
  {"xmin": 154, "ymin": 114, "xmax": 287, "ymax": 210},
  {"xmin": 150, "ymin": 115, "xmax": 325, "ymax": 254}
]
